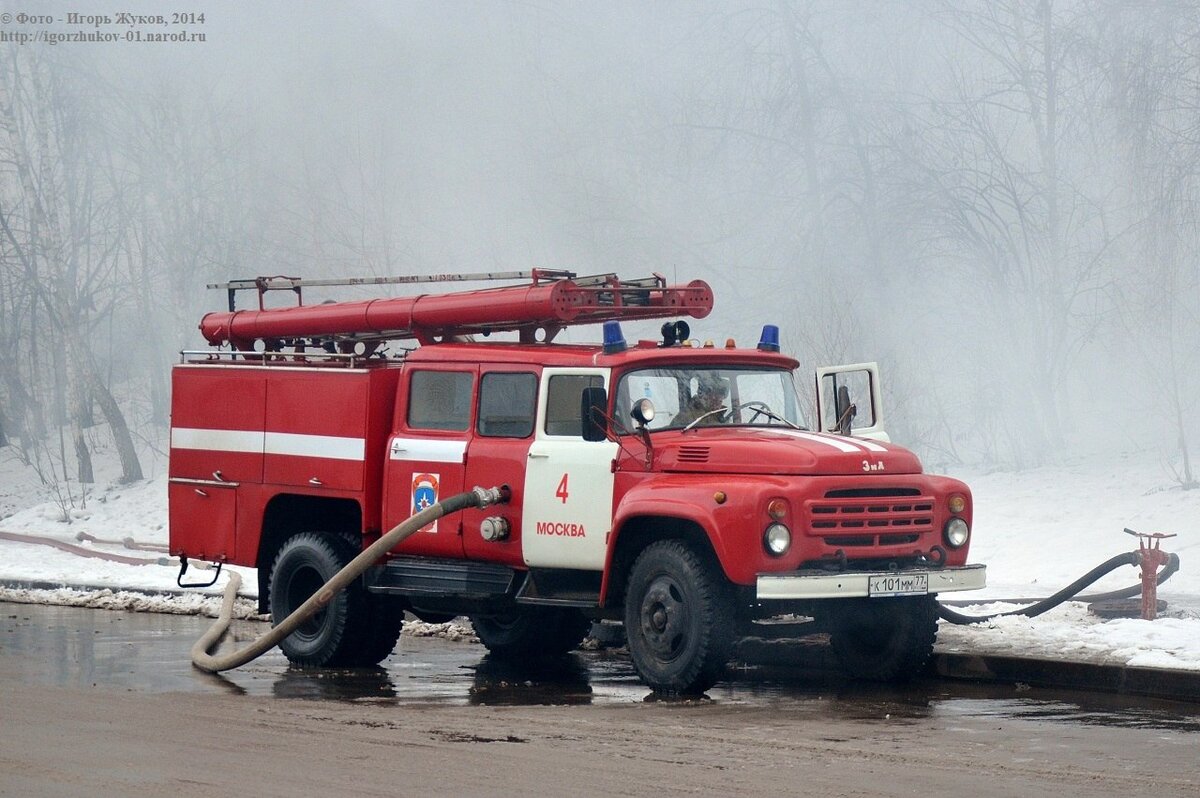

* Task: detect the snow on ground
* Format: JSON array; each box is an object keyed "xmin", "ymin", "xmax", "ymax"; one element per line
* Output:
[
  {"xmin": 0, "ymin": 443, "xmax": 252, "ymax": 600},
  {"xmin": 945, "ymin": 449, "xmax": 1200, "ymax": 671},
  {"xmin": 1, "ymin": 444, "xmax": 1198, "ymax": 671}
]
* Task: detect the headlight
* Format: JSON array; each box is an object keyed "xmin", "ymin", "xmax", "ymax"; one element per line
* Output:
[
  {"xmin": 944, "ymin": 517, "xmax": 969, "ymax": 548},
  {"xmin": 764, "ymin": 523, "xmax": 791, "ymax": 556}
]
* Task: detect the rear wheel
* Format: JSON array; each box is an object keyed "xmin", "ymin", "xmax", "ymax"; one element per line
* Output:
[
  {"xmin": 353, "ymin": 597, "xmax": 405, "ymax": 665},
  {"xmin": 470, "ymin": 607, "xmax": 591, "ymax": 658},
  {"xmin": 624, "ymin": 540, "xmax": 733, "ymax": 695},
  {"xmin": 269, "ymin": 532, "xmax": 382, "ymax": 667},
  {"xmin": 827, "ymin": 594, "xmax": 938, "ymax": 681}
]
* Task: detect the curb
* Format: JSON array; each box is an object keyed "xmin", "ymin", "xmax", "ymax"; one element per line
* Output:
[
  {"xmin": 932, "ymin": 652, "xmax": 1200, "ymax": 703},
  {"xmin": 1, "ymin": 578, "xmax": 186, "ymax": 596},
  {"xmin": 727, "ymin": 639, "xmax": 1200, "ymax": 704},
  {"xmin": 0, "ymin": 577, "xmax": 252, "ymax": 600}
]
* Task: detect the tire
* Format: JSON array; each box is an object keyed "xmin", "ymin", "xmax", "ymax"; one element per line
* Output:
[
  {"xmin": 353, "ymin": 597, "xmax": 405, "ymax": 666},
  {"xmin": 828, "ymin": 594, "xmax": 938, "ymax": 681},
  {"xmin": 269, "ymin": 532, "xmax": 371, "ymax": 667},
  {"xmin": 469, "ymin": 607, "xmax": 591, "ymax": 658},
  {"xmin": 624, "ymin": 540, "xmax": 734, "ymax": 695}
]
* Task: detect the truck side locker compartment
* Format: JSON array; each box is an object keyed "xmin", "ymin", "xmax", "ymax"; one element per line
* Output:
[
  {"xmin": 169, "ymin": 479, "xmax": 237, "ymax": 561},
  {"xmin": 263, "ymin": 371, "xmax": 369, "ymax": 491},
  {"xmin": 169, "ymin": 367, "xmax": 267, "ymax": 484}
]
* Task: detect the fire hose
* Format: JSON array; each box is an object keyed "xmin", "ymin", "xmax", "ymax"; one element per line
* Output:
[
  {"xmin": 190, "ymin": 485, "xmax": 507, "ymax": 673},
  {"xmin": 937, "ymin": 550, "xmax": 1181, "ymax": 625},
  {"xmin": 0, "ymin": 530, "xmax": 171, "ymax": 566},
  {"xmin": 75, "ymin": 531, "xmax": 170, "ymax": 553}
]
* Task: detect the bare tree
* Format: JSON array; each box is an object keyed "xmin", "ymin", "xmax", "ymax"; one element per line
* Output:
[
  {"xmin": 1092, "ymin": 1, "xmax": 1200, "ymax": 487},
  {"xmin": 0, "ymin": 48, "xmax": 142, "ymax": 484},
  {"xmin": 894, "ymin": 0, "xmax": 1119, "ymax": 465}
]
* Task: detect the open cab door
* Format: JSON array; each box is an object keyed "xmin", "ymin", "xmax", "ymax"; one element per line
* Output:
[{"xmin": 815, "ymin": 362, "xmax": 890, "ymax": 442}]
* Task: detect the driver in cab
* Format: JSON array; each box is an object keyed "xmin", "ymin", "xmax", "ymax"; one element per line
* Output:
[{"xmin": 672, "ymin": 374, "xmax": 729, "ymax": 427}]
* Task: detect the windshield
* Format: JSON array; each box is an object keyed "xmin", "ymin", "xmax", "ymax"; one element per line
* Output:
[{"xmin": 614, "ymin": 366, "xmax": 807, "ymax": 432}]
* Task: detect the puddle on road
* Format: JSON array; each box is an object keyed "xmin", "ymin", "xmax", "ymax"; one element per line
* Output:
[{"xmin": 3, "ymin": 601, "xmax": 1199, "ymax": 732}]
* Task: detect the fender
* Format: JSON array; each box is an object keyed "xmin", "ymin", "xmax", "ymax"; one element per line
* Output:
[{"xmin": 600, "ymin": 480, "xmax": 734, "ymax": 605}]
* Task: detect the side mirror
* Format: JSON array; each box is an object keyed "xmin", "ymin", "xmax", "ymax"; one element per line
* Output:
[
  {"xmin": 581, "ymin": 386, "xmax": 608, "ymax": 441},
  {"xmin": 834, "ymin": 385, "xmax": 856, "ymax": 436}
]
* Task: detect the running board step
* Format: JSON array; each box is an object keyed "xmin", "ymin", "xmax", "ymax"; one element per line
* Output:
[
  {"xmin": 367, "ymin": 557, "xmax": 516, "ymax": 597},
  {"xmin": 515, "ymin": 568, "xmax": 601, "ymax": 608}
]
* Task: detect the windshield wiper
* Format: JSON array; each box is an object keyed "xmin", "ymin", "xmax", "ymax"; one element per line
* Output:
[
  {"xmin": 745, "ymin": 405, "xmax": 801, "ymax": 430},
  {"xmin": 681, "ymin": 406, "xmax": 729, "ymax": 432}
]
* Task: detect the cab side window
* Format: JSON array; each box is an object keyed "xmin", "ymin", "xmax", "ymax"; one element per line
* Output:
[
  {"xmin": 408, "ymin": 371, "xmax": 473, "ymax": 431},
  {"xmin": 545, "ymin": 374, "xmax": 603, "ymax": 436},
  {"xmin": 477, "ymin": 372, "xmax": 537, "ymax": 437},
  {"xmin": 821, "ymin": 369, "xmax": 876, "ymax": 431}
]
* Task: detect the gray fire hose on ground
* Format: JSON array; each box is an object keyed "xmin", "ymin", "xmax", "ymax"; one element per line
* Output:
[
  {"xmin": 937, "ymin": 551, "xmax": 1181, "ymax": 624},
  {"xmin": 191, "ymin": 486, "xmax": 508, "ymax": 673}
]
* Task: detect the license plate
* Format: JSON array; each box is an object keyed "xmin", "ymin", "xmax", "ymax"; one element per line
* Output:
[{"xmin": 868, "ymin": 573, "xmax": 928, "ymax": 597}]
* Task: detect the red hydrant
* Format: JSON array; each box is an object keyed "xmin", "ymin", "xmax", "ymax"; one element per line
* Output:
[{"xmin": 1125, "ymin": 528, "xmax": 1176, "ymax": 620}]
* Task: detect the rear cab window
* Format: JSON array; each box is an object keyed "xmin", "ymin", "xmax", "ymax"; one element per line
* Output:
[
  {"xmin": 477, "ymin": 372, "xmax": 537, "ymax": 437},
  {"xmin": 407, "ymin": 370, "xmax": 474, "ymax": 431}
]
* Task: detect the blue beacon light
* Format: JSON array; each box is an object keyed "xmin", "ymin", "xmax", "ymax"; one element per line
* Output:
[
  {"xmin": 603, "ymin": 321, "xmax": 627, "ymax": 353},
  {"xmin": 757, "ymin": 324, "xmax": 780, "ymax": 352}
]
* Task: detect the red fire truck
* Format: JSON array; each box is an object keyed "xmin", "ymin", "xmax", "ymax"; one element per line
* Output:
[{"xmin": 169, "ymin": 271, "xmax": 985, "ymax": 694}]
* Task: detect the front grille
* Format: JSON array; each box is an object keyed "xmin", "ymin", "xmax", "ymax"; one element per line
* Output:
[
  {"xmin": 824, "ymin": 487, "xmax": 921, "ymax": 498},
  {"xmin": 824, "ymin": 533, "xmax": 921, "ymax": 547},
  {"xmin": 806, "ymin": 488, "xmax": 934, "ymax": 545}
]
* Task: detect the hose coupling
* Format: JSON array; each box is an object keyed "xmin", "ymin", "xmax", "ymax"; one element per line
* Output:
[{"xmin": 472, "ymin": 485, "xmax": 511, "ymax": 508}]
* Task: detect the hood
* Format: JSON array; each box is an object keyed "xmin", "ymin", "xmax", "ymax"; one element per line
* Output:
[{"xmin": 651, "ymin": 427, "xmax": 923, "ymax": 476}]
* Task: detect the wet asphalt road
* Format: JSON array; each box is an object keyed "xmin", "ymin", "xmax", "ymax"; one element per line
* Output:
[
  {"xmin": 3, "ymin": 602, "xmax": 1200, "ymax": 797},
  {"xmin": 3, "ymin": 601, "xmax": 1200, "ymax": 726}
]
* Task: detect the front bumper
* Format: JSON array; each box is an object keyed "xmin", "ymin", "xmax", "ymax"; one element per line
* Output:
[{"xmin": 756, "ymin": 564, "xmax": 986, "ymax": 600}]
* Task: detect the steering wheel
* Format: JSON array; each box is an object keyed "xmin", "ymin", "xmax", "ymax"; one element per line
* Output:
[{"xmin": 729, "ymin": 400, "xmax": 771, "ymax": 424}]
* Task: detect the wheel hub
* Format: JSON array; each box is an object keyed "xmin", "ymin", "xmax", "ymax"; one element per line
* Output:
[
  {"xmin": 639, "ymin": 576, "xmax": 689, "ymax": 661},
  {"xmin": 288, "ymin": 567, "xmax": 326, "ymax": 638},
  {"xmin": 650, "ymin": 606, "xmax": 668, "ymax": 631}
]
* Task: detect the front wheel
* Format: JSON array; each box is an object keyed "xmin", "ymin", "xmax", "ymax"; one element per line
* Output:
[
  {"xmin": 827, "ymin": 594, "xmax": 938, "ymax": 681},
  {"xmin": 624, "ymin": 540, "xmax": 734, "ymax": 695}
]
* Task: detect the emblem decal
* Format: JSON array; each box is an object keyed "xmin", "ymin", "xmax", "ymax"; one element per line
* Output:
[{"xmin": 412, "ymin": 472, "xmax": 440, "ymax": 532}]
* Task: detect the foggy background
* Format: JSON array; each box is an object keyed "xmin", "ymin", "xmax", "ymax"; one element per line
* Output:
[{"xmin": 2, "ymin": 0, "xmax": 1198, "ymax": 491}]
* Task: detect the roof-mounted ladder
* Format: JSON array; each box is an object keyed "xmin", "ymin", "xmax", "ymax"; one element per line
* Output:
[
  {"xmin": 199, "ymin": 270, "xmax": 713, "ymax": 351},
  {"xmin": 208, "ymin": 269, "xmax": 577, "ymax": 313}
]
